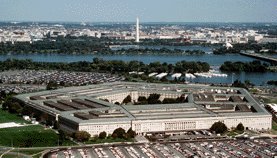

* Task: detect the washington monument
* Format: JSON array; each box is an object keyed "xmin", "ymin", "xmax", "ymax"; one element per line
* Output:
[{"xmin": 136, "ymin": 17, "xmax": 140, "ymax": 43}]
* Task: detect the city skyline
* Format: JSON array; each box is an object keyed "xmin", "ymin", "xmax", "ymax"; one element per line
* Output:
[{"xmin": 0, "ymin": 0, "xmax": 277, "ymax": 23}]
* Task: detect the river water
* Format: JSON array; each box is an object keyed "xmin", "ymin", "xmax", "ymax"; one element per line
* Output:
[
  {"xmin": 0, "ymin": 53, "xmax": 254, "ymax": 65},
  {"xmin": 0, "ymin": 45, "xmax": 276, "ymax": 86}
]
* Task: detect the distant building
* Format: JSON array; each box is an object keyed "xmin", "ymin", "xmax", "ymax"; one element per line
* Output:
[
  {"xmin": 259, "ymin": 38, "xmax": 277, "ymax": 44},
  {"xmin": 248, "ymin": 35, "xmax": 263, "ymax": 42}
]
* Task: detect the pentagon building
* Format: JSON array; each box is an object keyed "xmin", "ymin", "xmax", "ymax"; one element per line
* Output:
[{"xmin": 15, "ymin": 82, "xmax": 272, "ymax": 136}]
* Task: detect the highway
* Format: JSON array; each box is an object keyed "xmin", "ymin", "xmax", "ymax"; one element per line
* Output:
[{"xmin": 239, "ymin": 52, "xmax": 277, "ymax": 65}]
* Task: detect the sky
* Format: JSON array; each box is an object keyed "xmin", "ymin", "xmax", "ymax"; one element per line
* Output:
[{"xmin": 0, "ymin": 0, "xmax": 276, "ymax": 23}]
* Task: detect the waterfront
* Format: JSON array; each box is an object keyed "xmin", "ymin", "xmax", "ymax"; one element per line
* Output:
[
  {"xmin": 110, "ymin": 45, "xmax": 216, "ymax": 52},
  {"xmin": 0, "ymin": 45, "xmax": 277, "ymax": 86},
  {"xmin": 184, "ymin": 71, "xmax": 277, "ymax": 86},
  {"xmin": 0, "ymin": 52, "xmax": 254, "ymax": 65}
]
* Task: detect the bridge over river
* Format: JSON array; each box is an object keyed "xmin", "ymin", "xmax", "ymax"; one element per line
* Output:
[{"xmin": 239, "ymin": 52, "xmax": 277, "ymax": 65}]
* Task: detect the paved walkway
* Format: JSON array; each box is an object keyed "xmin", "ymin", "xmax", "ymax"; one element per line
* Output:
[
  {"xmin": 135, "ymin": 135, "xmax": 149, "ymax": 143},
  {"xmin": 0, "ymin": 122, "xmax": 24, "ymax": 129}
]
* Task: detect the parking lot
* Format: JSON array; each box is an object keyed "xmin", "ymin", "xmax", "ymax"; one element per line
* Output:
[
  {"xmin": 0, "ymin": 84, "xmax": 45, "ymax": 94},
  {"xmin": 146, "ymin": 130, "xmax": 219, "ymax": 142},
  {"xmin": 46, "ymin": 138, "xmax": 277, "ymax": 158},
  {"xmin": 0, "ymin": 70, "xmax": 124, "ymax": 86}
]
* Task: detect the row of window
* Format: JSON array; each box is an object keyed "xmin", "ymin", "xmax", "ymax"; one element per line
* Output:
[
  {"xmin": 78, "ymin": 116, "xmax": 271, "ymax": 135},
  {"xmin": 165, "ymin": 122, "xmax": 196, "ymax": 130}
]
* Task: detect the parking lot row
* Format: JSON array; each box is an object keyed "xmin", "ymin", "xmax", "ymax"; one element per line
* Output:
[
  {"xmin": 47, "ymin": 138, "xmax": 277, "ymax": 158},
  {"xmin": 0, "ymin": 84, "xmax": 44, "ymax": 94},
  {"xmin": 0, "ymin": 70, "xmax": 124, "ymax": 86}
]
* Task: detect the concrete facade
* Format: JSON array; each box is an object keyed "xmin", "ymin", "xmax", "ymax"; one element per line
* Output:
[{"xmin": 15, "ymin": 82, "xmax": 272, "ymax": 136}]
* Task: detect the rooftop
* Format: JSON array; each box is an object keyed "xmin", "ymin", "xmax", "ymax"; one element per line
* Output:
[{"xmin": 15, "ymin": 82, "xmax": 271, "ymax": 124}]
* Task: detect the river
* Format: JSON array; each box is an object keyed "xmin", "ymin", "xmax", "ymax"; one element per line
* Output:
[
  {"xmin": 0, "ymin": 53, "xmax": 254, "ymax": 65},
  {"xmin": 0, "ymin": 45, "xmax": 276, "ymax": 86}
]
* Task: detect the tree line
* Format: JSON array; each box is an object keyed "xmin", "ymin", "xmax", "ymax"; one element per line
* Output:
[
  {"xmin": 0, "ymin": 36, "xmax": 208, "ymax": 55},
  {"xmin": 210, "ymin": 121, "xmax": 245, "ymax": 134},
  {"xmin": 220, "ymin": 60, "xmax": 269, "ymax": 72},
  {"xmin": 100, "ymin": 48, "xmax": 205, "ymax": 55},
  {"xmin": 0, "ymin": 58, "xmax": 210, "ymax": 74},
  {"xmin": 267, "ymin": 80, "xmax": 277, "ymax": 86},
  {"xmin": 0, "ymin": 36, "xmax": 109, "ymax": 54},
  {"xmin": 136, "ymin": 38, "xmax": 221, "ymax": 47},
  {"xmin": 73, "ymin": 127, "xmax": 136, "ymax": 142}
]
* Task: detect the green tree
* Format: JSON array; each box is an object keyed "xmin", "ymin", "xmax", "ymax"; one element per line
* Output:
[
  {"xmin": 236, "ymin": 123, "xmax": 244, "ymax": 131},
  {"xmin": 127, "ymin": 128, "xmax": 136, "ymax": 138},
  {"xmin": 160, "ymin": 76, "xmax": 168, "ymax": 82},
  {"xmin": 99, "ymin": 131, "xmax": 107, "ymax": 139},
  {"xmin": 1, "ymin": 95, "xmax": 15, "ymax": 110},
  {"xmin": 74, "ymin": 131, "xmax": 91, "ymax": 142},
  {"xmin": 103, "ymin": 99, "xmax": 109, "ymax": 102},
  {"xmin": 136, "ymin": 96, "xmax": 148, "ymax": 104},
  {"xmin": 46, "ymin": 80, "xmax": 58, "ymax": 90},
  {"xmin": 8, "ymin": 102, "xmax": 23, "ymax": 114},
  {"xmin": 147, "ymin": 93, "xmax": 161, "ymax": 104},
  {"xmin": 58, "ymin": 130, "xmax": 66, "ymax": 145},
  {"xmin": 267, "ymin": 80, "xmax": 277, "ymax": 86},
  {"xmin": 138, "ymin": 96, "xmax": 147, "ymax": 102},
  {"xmin": 162, "ymin": 98, "xmax": 178, "ymax": 104},
  {"xmin": 112, "ymin": 127, "xmax": 126, "ymax": 139},
  {"xmin": 40, "ymin": 113, "xmax": 49, "ymax": 124},
  {"xmin": 176, "ymin": 94, "xmax": 186, "ymax": 103},
  {"xmin": 2, "ymin": 100, "xmax": 9, "ymax": 110},
  {"xmin": 21, "ymin": 106, "xmax": 33, "ymax": 116},
  {"xmin": 245, "ymin": 80, "xmax": 254, "ymax": 87},
  {"xmin": 122, "ymin": 95, "xmax": 132, "ymax": 104},
  {"xmin": 210, "ymin": 121, "xmax": 228, "ymax": 134},
  {"xmin": 53, "ymin": 121, "xmax": 59, "ymax": 129},
  {"xmin": 232, "ymin": 80, "xmax": 247, "ymax": 89}
]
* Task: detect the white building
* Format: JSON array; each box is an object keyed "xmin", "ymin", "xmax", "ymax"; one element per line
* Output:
[
  {"xmin": 15, "ymin": 82, "xmax": 272, "ymax": 136},
  {"xmin": 248, "ymin": 35, "xmax": 263, "ymax": 42}
]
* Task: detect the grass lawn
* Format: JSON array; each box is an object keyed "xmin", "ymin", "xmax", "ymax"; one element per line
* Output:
[
  {"xmin": 17, "ymin": 149, "xmax": 47, "ymax": 158},
  {"xmin": 262, "ymin": 97, "xmax": 277, "ymax": 104},
  {"xmin": 226, "ymin": 130, "xmax": 244, "ymax": 137},
  {"xmin": 1, "ymin": 148, "xmax": 52, "ymax": 158},
  {"xmin": 0, "ymin": 109, "xmax": 76, "ymax": 148},
  {"xmin": 2, "ymin": 154, "xmax": 28, "ymax": 158},
  {"xmin": 0, "ymin": 125, "xmax": 74, "ymax": 147},
  {"xmin": 226, "ymin": 131, "xmax": 237, "ymax": 137},
  {"xmin": 33, "ymin": 153, "xmax": 43, "ymax": 158},
  {"xmin": 15, "ymin": 149, "xmax": 45, "ymax": 155},
  {"xmin": 271, "ymin": 121, "xmax": 277, "ymax": 135},
  {"xmin": 273, "ymin": 121, "xmax": 277, "ymax": 130},
  {"xmin": 0, "ymin": 109, "xmax": 28, "ymax": 124},
  {"xmin": 85, "ymin": 137, "xmax": 134, "ymax": 144}
]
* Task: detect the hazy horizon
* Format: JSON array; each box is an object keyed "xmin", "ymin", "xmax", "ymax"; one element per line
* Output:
[
  {"xmin": 1, "ymin": 0, "xmax": 276, "ymax": 23},
  {"xmin": 1, "ymin": 21, "xmax": 277, "ymax": 25}
]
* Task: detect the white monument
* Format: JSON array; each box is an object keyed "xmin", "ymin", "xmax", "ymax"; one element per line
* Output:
[{"xmin": 136, "ymin": 17, "xmax": 140, "ymax": 43}]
